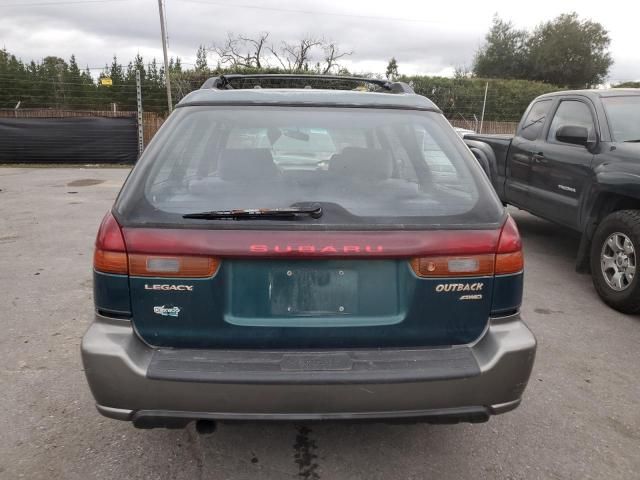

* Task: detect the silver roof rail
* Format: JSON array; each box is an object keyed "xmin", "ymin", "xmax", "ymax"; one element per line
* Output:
[{"xmin": 200, "ymin": 74, "xmax": 414, "ymax": 94}]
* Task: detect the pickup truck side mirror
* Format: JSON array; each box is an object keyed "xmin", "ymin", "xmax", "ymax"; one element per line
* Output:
[{"xmin": 555, "ymin": 125, "xmax": 590, "ymax": 146}]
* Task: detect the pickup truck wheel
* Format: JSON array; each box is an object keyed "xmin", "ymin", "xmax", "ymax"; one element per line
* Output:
[{"xmin": 590, "ymin": 210, "xmax": 640, "ymax": 314}]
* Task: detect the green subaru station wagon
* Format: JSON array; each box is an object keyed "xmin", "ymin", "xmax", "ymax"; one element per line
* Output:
[{"xmin": 81, "ymin": 75, "xmax": 536, "ymax": 430}]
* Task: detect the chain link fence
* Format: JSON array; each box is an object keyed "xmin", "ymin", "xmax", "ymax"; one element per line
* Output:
[{"xmin": 0, "ymin": 72, "xmax": 540, "ymax": 163}]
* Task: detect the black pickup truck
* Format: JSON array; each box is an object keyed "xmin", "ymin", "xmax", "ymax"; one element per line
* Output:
[{"xmin": 465, "ymin": 89, "xmax": 640, "ymax": 313}]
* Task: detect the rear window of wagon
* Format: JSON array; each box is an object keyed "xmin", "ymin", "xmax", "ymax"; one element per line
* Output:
[{"xmin": 115, "ymin": 106, "xmax": 503, "ymax": 229}]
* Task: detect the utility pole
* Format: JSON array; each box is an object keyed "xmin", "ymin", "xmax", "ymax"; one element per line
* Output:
[{"xmin": 157, "ymin": 0, "xmax": 173, "ymax": 113}]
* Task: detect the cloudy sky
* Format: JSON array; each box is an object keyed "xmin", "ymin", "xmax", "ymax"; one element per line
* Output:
[{"xmin": 1, "ymin": 0, "xmax": 639, "ymax": 83}]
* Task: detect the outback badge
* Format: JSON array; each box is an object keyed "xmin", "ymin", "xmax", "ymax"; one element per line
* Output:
[
  {"xmin": 435, "ymin": 282, "xmax": 484, "ymax": 301},
  {"xmin": 153, "ymin": 305, "xmax": 181, "ymax": 317},
  {"xmin": 435, "ymin": 282, "xmax": 484, "ymax": 293}
]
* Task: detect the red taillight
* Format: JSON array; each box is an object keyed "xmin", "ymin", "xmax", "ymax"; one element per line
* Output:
[
  {"xmin": 410, "ymin": 215, "xmax": 523, "ymax": 278},
  {"xmin": 93, "ymin": 212, "xmax": 220, "ymax": 278},
  {"xmin": 410, "ymin": 254, "xmax": 495, "ymax": 277},
  {"xmin": 128, "ymin": 254, "xmax": 220, "ymax": 278},
  {"xmin": 94, "ymin": 212, "xmax": 128, "ymax": 274},
  {"xmin": 495, "ymin": 215, "xmax": 524, "ymax": 274},
  {"xmin": 98, "ymin": 218, "xmax": 521, "ymax": 277},
  {"xmin": 121, "ymin": 228, "xmax": 501, "ymax": 258}
]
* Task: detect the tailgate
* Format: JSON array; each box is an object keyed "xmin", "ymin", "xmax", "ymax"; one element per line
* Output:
[{"xmin": 124, "ymin": 229, "xmax": 499, "ymax": 349}]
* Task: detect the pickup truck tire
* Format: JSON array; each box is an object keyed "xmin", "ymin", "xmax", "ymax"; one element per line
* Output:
[{"xmin": 590, "ymin": 210, "xmax": 640, "ymax": 314}]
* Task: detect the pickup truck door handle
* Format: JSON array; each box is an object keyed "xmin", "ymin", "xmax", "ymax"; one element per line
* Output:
[{"xmin": 532, "ymin": 152, "xmax": 547, "ymax": 164}]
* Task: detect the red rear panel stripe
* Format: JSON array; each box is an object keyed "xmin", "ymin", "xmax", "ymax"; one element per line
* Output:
[{"xmin": 122, "ymin": 228, "xmax": 501, "ymax": 258}]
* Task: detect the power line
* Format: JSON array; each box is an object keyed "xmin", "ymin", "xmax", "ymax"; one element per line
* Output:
[
  {"xmin": 178, "ymin": 0, "xmax": 477, "ymax": 27},
  {"xmin": 0, "ymin": 0, "xmax": 127, "ymax": 7}
]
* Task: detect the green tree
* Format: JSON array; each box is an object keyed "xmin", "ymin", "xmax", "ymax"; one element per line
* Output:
[
  {"xmin": 144, "ymin": 58, "xmax": 167, "ymax": 112},
  {"xmin": 473, "ymin": 15, "xmax": 529, "ymax": 79},
  {"xmin": 129, "ymin": 53, "xmax": 146, "ymax": 82},
  {"xmin": 108, "ymin": 55, "xmax": 124, "ymax": 83},
  {"xmin": 65, "ymin": 55, "xmax": 91, "ymax": 108},
  {"xmin": 124, "ymin": 54, "xmax": 147, "ymax": 109},
  {"xmin": 0, "ymin": 46, "xmax": 569, "ymax": 117},
  {"xmin": 474, "ymin": 13, "xmax": 612, "ymax": 88},
  {"xmin": 23, "ymin": 60, "xmax": 40, "ymax": 106},
  {"xmin": 401, "ymin": 75, "xmax": 559, "ymax": 122},
  {"xmin": 613, "ymin": 81, "xmax": 640, "ymax": 88},
  {"xmin": 527, "ymin": 12, "xmax": 612, "ymax": 87},
  {"xmin": 169, "ymin": 56, "xmax": 182, "ymax": 74},
  {"xmin": 385, "ymin": 57, "xmax": 399, "ymax": 80},
  {"xmin": 195, "ymin": 45, "xmax": 208, "ymax": 72},
  {"xmin": 40, "ymin": 56, "xmax": 68, "ymax": 108},
  {"xmin": 0, "ymin": 48, "xmax": 28, "ymax": 108}
]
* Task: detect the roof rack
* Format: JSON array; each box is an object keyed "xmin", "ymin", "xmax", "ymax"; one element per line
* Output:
[{"xmin": 200, "ymin": 74, "xmax": 415, "ymax": 94}]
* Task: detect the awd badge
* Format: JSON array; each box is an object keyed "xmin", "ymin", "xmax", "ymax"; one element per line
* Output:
[{"xmin": 153, "ymin": 305, "xmax": 181, "ymax": 317}]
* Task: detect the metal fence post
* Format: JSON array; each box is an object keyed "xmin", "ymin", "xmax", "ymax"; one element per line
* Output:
[
  {"xmin": 479, "ymin": 81, "xmax": 488, "ymax": 134},
  {"xmin": 136, "ymin": 69, "xmax": 144, "ymax": 158}
]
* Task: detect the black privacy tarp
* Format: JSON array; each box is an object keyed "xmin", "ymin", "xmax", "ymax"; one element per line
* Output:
[{"xmin": 0, "ymin": 116, "xmax": 137, "ymax": 164}]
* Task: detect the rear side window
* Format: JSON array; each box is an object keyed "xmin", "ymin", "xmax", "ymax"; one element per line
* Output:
[
  {"xmin": 519, "ymin": 99, "xmax": 553, "ymax": 141},
  {"xmin": 602, "ymin": 96, "xmax": 640, "ymax": 142},
  {"xmin": 547, "ymin": 100, "xmax": 594, "ymax": 142},
  {"xmin": 118, "ymin": 106, "xmax": 503, "ymax": 228}
]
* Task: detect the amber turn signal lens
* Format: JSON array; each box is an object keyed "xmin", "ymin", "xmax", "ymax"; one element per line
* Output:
[
  {"xmin": 93, "ymin": 212, "xmax": 128, "ymax": 275},
  {"xmin": 128, "ymin": 254, "xmax": 220, "ymax": 278},
  {"xmin": 410, "ymin": 254, "xmax": 495, "ymax": 277},
  {"xmin": 94, "ymin": 249, "xmax": 128, "ymax": 275},
  {"xmin": 495, "ymin": 251, "xmax": 524, "ymax": 275}
]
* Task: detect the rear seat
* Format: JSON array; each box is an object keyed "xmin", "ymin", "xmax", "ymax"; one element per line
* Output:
[
  {"xmin": 189, "ymin": 148, "xmax": 283, "ymax": 197},
  {"xmin": 328, "ymin": 147, "xmax": 420, "ymax": 198},
  {"xmin": 188, "ymin": 147, "xmax": 420, "ymax": 209},
  {"xmin": 329, "ymin": 147, "xmax": 392, "ymax": 182},
  {"xmin": 218, "ymin": 148, "xmax": 281, "ymax": 182}
]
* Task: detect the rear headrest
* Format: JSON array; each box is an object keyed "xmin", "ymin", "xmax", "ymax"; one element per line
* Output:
[
  {"xmin": 329, "ymin": 147, "xmax": 392, "ymax": 181},
  {"xmin": 218, "ymin": 148, "xmax": 279, "ymax": 181}
]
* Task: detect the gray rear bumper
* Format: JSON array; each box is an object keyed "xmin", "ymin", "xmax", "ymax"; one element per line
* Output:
[{"xmin": 81, "ymin": 313, "xmax": 536, "ymax": 426}]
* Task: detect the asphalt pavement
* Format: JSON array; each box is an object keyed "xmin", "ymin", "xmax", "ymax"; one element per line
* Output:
[{"xmin": 0, "ymin": 167, "xmax": 638, "ymax": 480}]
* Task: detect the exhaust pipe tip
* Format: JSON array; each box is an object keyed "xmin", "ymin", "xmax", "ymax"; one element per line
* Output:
[{"xmin": 195, "ymin": 419, "xmax": 217, "ymax": 434}]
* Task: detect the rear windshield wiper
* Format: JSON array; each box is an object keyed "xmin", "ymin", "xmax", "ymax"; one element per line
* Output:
[
  {"xmin": 183, "ymin": 204, "xmax": 323, "ymax": 220},
  {"xmin": 623, "ymin": 139, "xmax": 640, "ymax": 143}
]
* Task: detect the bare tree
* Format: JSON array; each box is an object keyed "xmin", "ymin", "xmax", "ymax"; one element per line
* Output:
[
  {"xmin": 238, "ymin": 32, "xmax": 269, "ymax": 68},
  {"xmin": 269, "ymin": 36, "xmax": 322, "ymax": 71},
  {"xmin": 211, "ymin": 32, "xmax": 353, "ymax": 74},
  {"xmin": 211, "ymin": 32, "xmax": 269, "ymax": 69},
  {"xmin": 321, "ymin": 43, "xmax": 352, "ymax": 74}
]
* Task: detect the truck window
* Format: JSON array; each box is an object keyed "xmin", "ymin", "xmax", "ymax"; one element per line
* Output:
[
  {"xmin": 519, "ymin": 99, "xmax": 553, "ymax": 141},
  {"xmin": 547, "ymin": 100, "xmax": 594, "ymax": 142},
  {"xmin": 602, "ymin": 96, "xmax": 640, "ymax": 142}
]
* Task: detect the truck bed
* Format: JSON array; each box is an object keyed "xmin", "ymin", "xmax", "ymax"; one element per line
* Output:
[
  {"xmin": 464, "ymin": 134, "xmax": 514, "ymax": 200},
  {"xmin": 465, "ymin": 134, "xmax": 514, "ymax": 143}
]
